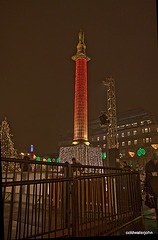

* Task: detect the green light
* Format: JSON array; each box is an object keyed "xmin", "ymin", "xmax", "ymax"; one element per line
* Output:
[
  {"xmin": 142, "ymin": 149, "xmax": 146, "ymax": 155},
  {"xmin": 137, "ymin": 148, "xmax": 146, "ymax": 156},
  {"xmin": 130, "ymin": 161, "xmax": 132, "ymax": 167},
  {"xmin": 47, "ymin": 158, "xmax": 51, "ymax": 162},
  {"xmin": 102, "ymin": 152, "xmax": 106, "ymax": 159},
  {"xmin": 57, "ymin": 157, "xmax": 59, "ymax": 163},
  {"xmin": 36, "ymin": 156, "xmax": 40, "ymax": 161},
  {"xmin": 137, "ymin": 149, "xmax": 141, "ymax": 156}
]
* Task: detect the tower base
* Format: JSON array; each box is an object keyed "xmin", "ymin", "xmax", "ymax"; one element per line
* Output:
[{"xmin": 59, "ymin": 144, "xmax": 103, "ymax": 166}]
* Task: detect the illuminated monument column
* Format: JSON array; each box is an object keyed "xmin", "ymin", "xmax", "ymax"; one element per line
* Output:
[
  {"xmin": 59, "ymin": 30, "xmax": 102, "ymax": 166},
  {"xmin": 72, "ymin": 30, "xmax": 90, "ymax": 145}
]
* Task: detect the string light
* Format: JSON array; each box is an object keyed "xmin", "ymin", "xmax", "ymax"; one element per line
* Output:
[
  {"xmin": 59, "ymin": 144, "xmax": 102, "ymax": 166},
  {"xmin": 74, "ymin": 58, "xmax": 88, "ymax": 141}
]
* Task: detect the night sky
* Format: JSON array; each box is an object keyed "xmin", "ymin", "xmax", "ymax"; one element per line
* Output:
[{"xmin": 0, "ymin": 0, "xmax": 158, "ymax": 155}]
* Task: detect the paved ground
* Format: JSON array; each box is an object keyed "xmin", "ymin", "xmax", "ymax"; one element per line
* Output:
[
  {"xmin": 112, "ymin": 195, "xmax": 158, "ymax": 236},
  {"xmin": 4, "ymin": 193, "xmax": 158, "ymax": 238}
]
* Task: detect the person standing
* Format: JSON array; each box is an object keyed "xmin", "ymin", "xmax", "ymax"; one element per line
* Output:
[
  {"xmin": 121, "ymin": 161, "xmax": 131, "ymax": 170},
  {"xmin": 71, "ymin": 157, "xmax": 82, "ymax": 176},
  {"xmin": 145, "ymin": 151, "xmax": 158, "ymax": 220}
]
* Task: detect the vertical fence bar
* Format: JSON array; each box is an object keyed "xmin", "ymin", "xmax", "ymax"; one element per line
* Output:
[
  {"xmin": 131, "ymin": 173, "xmax": 137, "ymax": 218},
  {"xmin": 27, "ymin": 184, "xmax": 30, "ymax": 238},
  {"xmin": 23, "ymin": 183, "xmax": 29, "ymax": 238},
  {"xmin": 37, "ymin": 168, "xmax": 42, "ymax": 236},
  {"xmin": 80, "ymin": 178, "xmax": 83, "ymax": 237},
  {"xmin": 18, "ymin": 184, "xmax": 22, "ymax": 240},
  {"xmin": 103, "ymin": 176, "xmax": 107, "ymax": 233},
  {"xmin": 41, "ymin": 183, "xmax": 44, "ymax": 239},
  {"xmin": 112, "ymin": 177, "xmax": 116, "ymax": 229}
]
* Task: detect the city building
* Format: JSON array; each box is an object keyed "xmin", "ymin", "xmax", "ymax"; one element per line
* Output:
[{"xmin": 59, "ymin": 108, "xmax": 158, "ymax": 168}]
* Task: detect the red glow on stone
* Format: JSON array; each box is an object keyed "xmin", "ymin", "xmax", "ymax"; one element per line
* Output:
[{"xmin": 74, "ymin": 58, "xmax": 88, "ymax": 141}]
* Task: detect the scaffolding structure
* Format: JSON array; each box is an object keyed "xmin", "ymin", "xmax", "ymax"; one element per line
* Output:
[{"xmin": 102, "ymin": 77, "xmax": 119, "ymax": 167}]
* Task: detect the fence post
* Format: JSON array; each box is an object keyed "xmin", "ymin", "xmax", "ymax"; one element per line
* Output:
[
  {"xmin": 72, "ymin": 178, "xmax": 78, "ymax": 237},
  {"xmin": 0, "ymin": 140, "xmax": 4, "ymax": 240},
  {"xmin": 63, "ymin": 163, "xmax": 71, "ymax": 230}
]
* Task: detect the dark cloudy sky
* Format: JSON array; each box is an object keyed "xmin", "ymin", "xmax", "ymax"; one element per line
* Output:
[{"xmin": 0, "ymin": 0, "xmax": 157, "ymax": 155}]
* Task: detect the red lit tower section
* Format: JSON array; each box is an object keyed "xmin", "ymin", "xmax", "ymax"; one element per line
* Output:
[
  {"xmin": 72, "ymin": 30, "xmax": 90, "ymax": 145},
  {"xmin": 74, "ymin": 58, "xmax": 88, "ymax": 141}
]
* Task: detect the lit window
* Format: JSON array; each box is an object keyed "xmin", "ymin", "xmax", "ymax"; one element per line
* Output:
[
  {"xmin": 140, "ymin": 121, "xmax": 144, "ymax": 125},
  {"xmin": 127, "ymin": 131, "xmax": 130, "ymax": 136},
  {"xmin": 157, "ymin": 128, "xmax": 158, "ymax": 133},
  {"xmin": 147, "ymin": 120, "xmax": 151, "ymax": 124},
  {"xmin": 122, "ymin": 150, "xmax": 126, "ymax": 156},
  {"xmin": 117, "ymin": 133, "xmax": 119, "ymax": 137},
  {"xmin": 103, "ymin": 144, "xmax": 106, "ymax": 148},
  {"xmin": 144, "ymin": 128, "xmax": 148, "ymax": 133},
  {"xmin": 128, "ymin": 141, "xmax": 131, "ymax": 145},
  {"xmin": 143, "ymin": 138, "xmax": 145, "ymax": 143},
  {"xmin": 149, "ymin": 127, "xmax": 151, "ymax": 132},
  {"xmin": 133, "ymin": 130, "xmax": 137, "ymax": 135},
  {"xmin": 142, "ymin": 129, "xmax": 144, "ymax": 133},
  {"xmin": 121, "ymin": 132, "xmax": 125, "ymax": 137},
  {"xmin": 98, "ymin": 145, "xmax": 100, "ymax": 147},
  {"xmin": 146, "ymin": 138, "xmax": 149, "ymax": 143},
  {"xmin": 150, "ymin": 137, "xmax": 152, "ymax": 142},
  {"xmin": 103, "ymin": 135, "xmax": 106, "ymax": 140},
  {"xmin": 97, "ymin": 137, "xmax": 100, "ymax": 141},
  {"xmin": 132, "ymin": 122, "xmax": 137, "ymax": 127},
  {"xmin": 134, "ymin": 140, "xmax": 137, "ymax": 145},
  {"xmin": 122, "ymin": 141, "xmax": 125, "ymax": 146}
]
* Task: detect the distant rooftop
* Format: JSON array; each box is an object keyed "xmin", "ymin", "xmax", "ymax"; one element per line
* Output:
[
  {"xmin": 90, "ymin": 108, "xmax": 153, "ymax": 125},
  {"xmin": 117, "ymin": 108, "xmax": 151, "ymax": 121}
]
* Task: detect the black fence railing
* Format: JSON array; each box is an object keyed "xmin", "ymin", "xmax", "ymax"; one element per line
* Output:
[{"xmin": 1, "ymin": 158, "xmax": 142, "ymax": 239}]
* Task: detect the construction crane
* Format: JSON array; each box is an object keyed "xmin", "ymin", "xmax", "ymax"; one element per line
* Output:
[{"xmin": 101, "ymin": 76, "xmax": 119, "ymax": 167}]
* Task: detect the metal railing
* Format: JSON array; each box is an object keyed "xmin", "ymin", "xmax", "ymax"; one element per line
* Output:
[{"xmin": 1, "ymin": 158, "xmax": 142, "ymax": 238}]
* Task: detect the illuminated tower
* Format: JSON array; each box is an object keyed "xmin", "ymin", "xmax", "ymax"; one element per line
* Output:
[
  {"xmin": 72, "ymin": 30, "xmax": 90, "ymax": 145},
  {"xmin": 59, "ymin": 30, "xmax": 102, "ymax": 166}
]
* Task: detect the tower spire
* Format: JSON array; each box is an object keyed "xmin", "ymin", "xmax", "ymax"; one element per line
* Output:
[{"xmin": 72, "ymin": 30, "xmax": 91, "ymax": 61}]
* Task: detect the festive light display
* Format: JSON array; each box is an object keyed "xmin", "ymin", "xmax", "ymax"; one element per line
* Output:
[
  {"xmin": 30, "ymin": 145, "xmax": 33, "ymax": 152},
  {"xmin": 128, "ymin": 151, "xmax": 135, "ymax": 157},
  {"xmin": 32, "ymin": 154, "xmax": 36, "ymax": 160},
  {"xmin": 36, "ymin": 156, "xmax": 40, "ymax": 161},
  {"xmin": 151, "ymin": 144, "xmax": 158, "ymax": 149},
  {"xmin": 102, "ymin": 152, "xmax": 106, "ymax": 159},
  {"xmin": 59, "ymin": 144, "xmax": 102, "ymax": 166},
  {"xmin": 74, "ymin": 58, "xmax": 88, "ymax": 141},
  {"xmin": 72, "ymin": 30, "xmax": 90, "ymax": 145},
  {"xmin": 137, "ymin": 148, "xmax": 146, "ymax": 156},
  {"xmin": 59, "ymin": 31, "xmax": 102, "ymax": 166},
  {"xmin": 57, "ymin": 157, "xmax": 60, "ymax": 163},
  {"xmin": 47, "ymin": 158, "xmax": 51, "ymax": 162},
  {"xmin": 0, "ymin": 117, "xmax": 17, "ymax": 158}
]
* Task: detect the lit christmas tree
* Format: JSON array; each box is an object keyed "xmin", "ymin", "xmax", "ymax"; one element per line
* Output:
[{"xmin": 0, "ymin": 117, "xmax": 18, "ymax": 171}]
